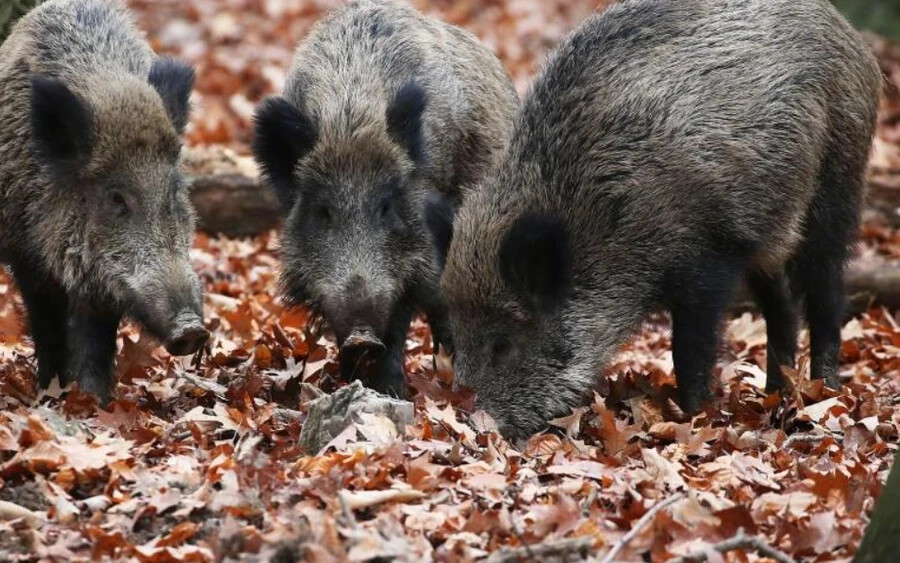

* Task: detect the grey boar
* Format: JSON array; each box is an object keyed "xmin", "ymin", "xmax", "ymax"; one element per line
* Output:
[
  {"xmin": 429, "ymin": 0, "xmax": 882, "ymax": 438},
  {"xmin": 0, "ymin": 0, "xmax": 208, "ymax": 402},
  {"xmin": 253, "ymin": 0, "xmax": 517, "ymax": 395}
]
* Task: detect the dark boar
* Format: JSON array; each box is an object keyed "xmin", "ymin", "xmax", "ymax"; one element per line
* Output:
[
  {"xmin": 253, "ymin": 0, "xmax": 517, "ymax": 395},
  {"xmin": 430, "ymin": 0, "xmax": 881, "ymax": 437},
  {"xmin": 0, "ymin": 0, "xmax": 208, "ymax": 401}
]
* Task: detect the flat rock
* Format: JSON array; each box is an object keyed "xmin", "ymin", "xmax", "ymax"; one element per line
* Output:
[{"xmin": 299, "ymin": 381, "xmax": 414, "ymax": 454}]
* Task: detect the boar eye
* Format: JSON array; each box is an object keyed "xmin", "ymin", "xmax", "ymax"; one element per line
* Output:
[
  {"xmin": 106, "ymin": 190, "xmax": 131, "ymax": 218},
  {"xmin": 314, "ymin": 205, "xmax": 331, "ymax": 225},
  {"xmin": 379, "ymin": 198, "xmax": 392, "ymax": 220},
  {"xmin": 491, "ymin": 336, "xmax": 512, "ymax": 363}
]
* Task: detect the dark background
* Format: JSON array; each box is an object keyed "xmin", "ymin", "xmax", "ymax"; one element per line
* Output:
[{"xmin": 835, "ymin": 0, "xmax": 900, "ymax": 38}]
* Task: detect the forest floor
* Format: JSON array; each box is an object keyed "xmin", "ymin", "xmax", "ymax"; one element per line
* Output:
[{"xmin": 0, "ymin": 1, "xmax": 898, "ymax": 561}]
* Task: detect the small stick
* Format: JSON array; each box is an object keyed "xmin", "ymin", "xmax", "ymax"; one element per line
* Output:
[
  {"xmin": 667, "ymin": 529, "xmax": 795, "ymax": 563},
  {"xmin": 600, "ymin": 493, "xmax": 684, "ymax": 563},
  {"xmin": 338, "ymin": 492, "xmax": 359, "ymax": 532},
  {"xmin": 484, "ymin": 537, "xmax": 593, "ymax": 563},
  {"xmin": 0, "ymin": 500, "xmax": 42, "ymax": 527},
  {"xmin": 783, "ymin": 434, "xmax": 827, "ymax": 448}
]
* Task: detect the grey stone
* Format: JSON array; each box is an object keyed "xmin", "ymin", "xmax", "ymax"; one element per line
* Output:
[{"xmin": 299, "ymin": 381, "xmax": 414, "ymax": 454}]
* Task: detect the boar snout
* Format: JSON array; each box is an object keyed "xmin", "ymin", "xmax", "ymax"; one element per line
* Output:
[
  {"xmin": 164, "ymin": 311, "xmax": 209, "ymax": 356},
  {"xmin": 326, "ymin": 275, "xmax": 391, "ymax": 345},
  {"xmin": 339, "ymin": 326, "xmax": 386, "ymax": 356},
  {"xmin": 128, "ymin": 263, "xmax": 207, "ymax": 355}
]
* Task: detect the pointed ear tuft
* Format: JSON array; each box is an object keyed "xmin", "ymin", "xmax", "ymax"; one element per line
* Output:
[
  {"xmin": 499, "ymin": 213, "xmax": 571, "ymax": 309},
  {"xmin": 252, "ymin": 96, "xmax": 318, "ymax": 210},
  {"xmin": 148, "ymin": 57, "xmax": 195, "ymax": 134},
  {"xmin": 386, "ymin": 81, "xmax": 427, "ymax": 164},
  {"xmin": 424, "ymin": 191, "xmax": 454, "ymax": 270},
  {"xmin": 30, "ymin": 74, "xmax": 93, "ymax": 174}
]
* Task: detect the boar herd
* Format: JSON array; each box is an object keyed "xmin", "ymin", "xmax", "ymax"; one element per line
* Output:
[{"xmin": 0, "ymin": 0, "xmax": 882, "ymax": 438}]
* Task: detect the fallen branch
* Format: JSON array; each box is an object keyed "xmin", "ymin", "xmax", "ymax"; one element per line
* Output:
[
  {"xmin": 338, "ymin": 492, "xmax": 360, "ymax": 532},
  {"xmin": 667, "ymin": 529, "xmax": 795, "ymax": 563},
  {"xmin": 484, "ymin": 537, "xmax": 594, "ymax": 563},
  {"xmin": 182, "ymin": 147, "xmax": 279, "ymax": 238},
  {"xmin": 783, "ymin": 433, "xmax": 827, "ymax": 448},
  {"xmin": 729, "ymin": 261, "xmax": 900, "ymax": 316},
  {"xmin": 0, "ymin": 500, "xmax": 42, "ymax": 527},
  {"xmin": 600, "ymin": 493, "xmax": 684, "ymax": 563}
]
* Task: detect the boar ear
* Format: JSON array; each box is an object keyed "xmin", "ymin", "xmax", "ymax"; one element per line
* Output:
[
  {"xmin": 499, "ymin": 213, "xmax": 570, "ymax": 309},
  {"xmin": 149, "ymin": 57, "xmax": 195, "ymax": 134},
  {"xmin": 386, "ymin": 81, "xmax": 427, "ymax": 164},
  {"xmin": 424, "ymin": 191, "xmax": 454, "ymax": 270},
  {"xmin": 30, "ymin": 75, "xmax": 93, "ymax": 173},
  {"xmin": 253, "ymin": 96, "xmax": 318, "ymax": 210}
]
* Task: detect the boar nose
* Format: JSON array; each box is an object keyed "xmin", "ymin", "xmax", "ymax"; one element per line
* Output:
[
  {"xmin": 339, "ymin": 326, "xmax": 386, "ymax": 357},
  {"xmin": 164, "ymin": 312, "xmax": 209, "ymax": 356}
]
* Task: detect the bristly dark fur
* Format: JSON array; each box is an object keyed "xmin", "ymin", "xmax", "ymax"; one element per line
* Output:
[
  {"xmin": 386, "ymin": 81, "xmax": 428, "ymax": 164},
  {"xmin": 30, "ymin": 74, "xmax": 93, "ymax": 173},
  {"xmin": 439, "ymin": 0, "xmax": 882, "ymax": 438},
  {"xmin": 252, "ymin": 96, "xmax": 319, "ymax": 210},
  {"xmin": 148, "ymin": 56, "xmax": 195, "ymax": 134},
  {"xmin": 0, "ymin": 0, "xmax": 206, "ymax": 402},
  {"xmin": 499, "ymin": 213, "xmax": 570, "ymax": 311},
  {"xmin": 252, "ymin": 0, "xmax": 518, "ymax": 395},
  {"xmin": 423, "ymin": 191, "xmax": 454, "ymax": 270}
]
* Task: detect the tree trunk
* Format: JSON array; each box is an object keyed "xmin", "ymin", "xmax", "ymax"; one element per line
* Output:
[{"xmin": 854, "ymin": 449, "xmax": 900, "ymax": 563}]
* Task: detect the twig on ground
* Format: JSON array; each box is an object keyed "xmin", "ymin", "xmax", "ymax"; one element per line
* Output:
[
  {"xmin": 667, "ymin": 529, "xmax": 796, "ymax": 563},
  {"xmin": 505, "ymin": 486, "xmax": 536, "ymax": 562},
  {"xmin": 783, "ymin": 433, "xmax": 827, "ymax": 448},
  {"xmin": 338, "ymin": 492, "xmax": 360, "ymax": 532},
  {"xmin": 484, "ymin": 537, "xmax": 594, "ymax": 563},
  {"xmin": 0, "ymin": 500, "xmax": 42, "ymax": 527},
  {"xmin": 600, "ymin": 493, "xmax": 684, "ymax": 563}
]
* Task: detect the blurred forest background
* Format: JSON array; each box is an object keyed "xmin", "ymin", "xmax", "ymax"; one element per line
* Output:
[
  {"xmin": 834, "ymin": 0, "xmax": 900, "ymax": 38},
  {"xmin": 120, "ymin": 0, "xmax": 900, "ymax": 155}
]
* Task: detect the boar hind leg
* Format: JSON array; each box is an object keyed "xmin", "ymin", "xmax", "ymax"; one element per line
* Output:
[
  {"xmin": 66, "ymin": 305, "xmax": 121, "ymax": 403},
  {"xmin": 11, "ymin": 262, "xmax": 69, "ymax": 388},
  {"xmin": 746, "ymin": 270, "xmax": 797, "ymax": 392},
  {"xmin": 790, "ymin": 150, "xmax": 863, "ymax": 389},
  {"xmin": 791, "ymin": 254, "xmax": 844, "ymax": 389},
  {"xmin": 670, "ymin": 262, "xmax": 744, "ymax": 414}
]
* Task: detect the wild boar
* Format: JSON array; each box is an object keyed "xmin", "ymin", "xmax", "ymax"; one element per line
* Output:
[
  {"xmin": 0, "ymin": 0, "xmax": 208, "ymax": 401},
  {"xmin": 430, "ymin": 0, "xmax": 881, "ymax": 437},
  {"xmin": 253, "ymin": 0, "xmax": 517, "ymax": 395}
]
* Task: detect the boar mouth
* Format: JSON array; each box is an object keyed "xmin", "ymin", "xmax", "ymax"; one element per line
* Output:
[
  {"xmin": 338, "ymin": 326, "xmax": 386, "ymax": 379},
  {"xmin": 130, "ymin": 304, "xmax": 209, "ymax": 356}
]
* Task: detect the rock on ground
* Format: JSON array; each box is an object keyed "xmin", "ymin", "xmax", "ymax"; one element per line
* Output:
[{"xmin": 299, "ymin": 381, "xmax": 414, "ymax": 454}]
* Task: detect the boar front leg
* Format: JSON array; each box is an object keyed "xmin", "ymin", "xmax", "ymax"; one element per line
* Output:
[
  {"xmin": 66, "ymin": 304, "xmax": 121, "ymax": 404},
  {"xmin": 423, "ymin": 295, "xmax": 453, "ymax": 356},
  {"xmin": 670, "ymin": 260, "xmax": 745, "ymax": 414},
  {"xmin": 412, "ymin": 280, "xmax": 454, "ymax": 355},
  {"xmin": 369, "ymin": 302, "xmax": 415, "ymax": 398},
  {"xmin": 11, "ymin": 261, "xmax": 69, "ymax": 388}
]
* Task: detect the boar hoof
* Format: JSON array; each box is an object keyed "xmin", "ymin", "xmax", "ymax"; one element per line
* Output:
[
  {"xmin": 677, "ymin": 385, "xmax": 711, "ymax": 416},
  {"xmin": 75, "ymin": 369, "xmax": 112, "ymax": 405},
  {"xmin": 37, "ymin": 366, "xmax": 55, "ymax": 389},
  {"xmin": 370, "ymin": 360, "xmax": 406, "ymax": 398}
]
